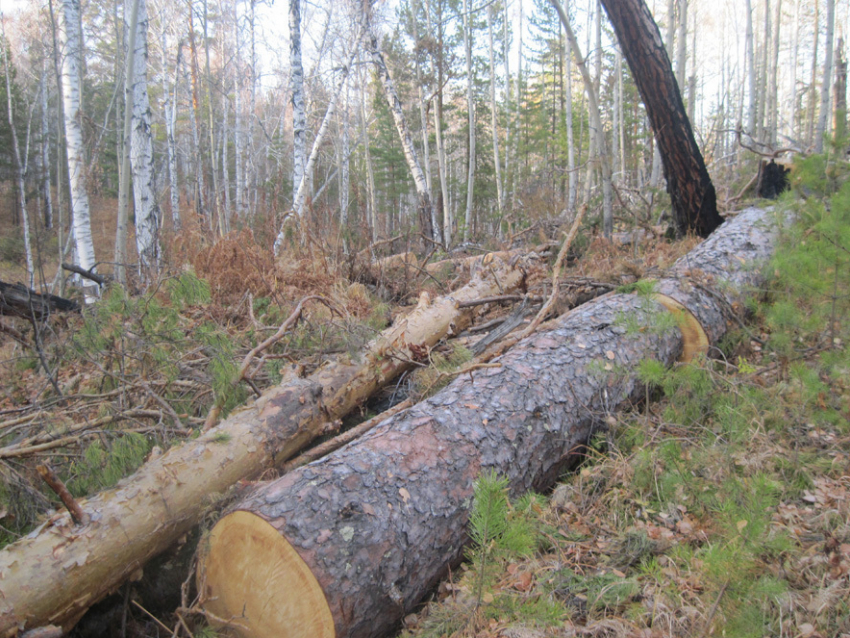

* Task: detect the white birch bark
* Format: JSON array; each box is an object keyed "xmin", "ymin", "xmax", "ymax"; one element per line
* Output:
[
  {"xmin": 767, "ymin": 0, "xmax": 782, "ymax": 145},
  {"xmin": 202, "ymin": 0, "xmax": 223, "ymax": 234},
  {"xmin": 676, "ymin": 0, "xmax": 687, "ymax": 86},
  {"xmin": 222, "ymin": 98, "xmax": 232, "ymax": 223},
  {"xmin": 290, "ymin": 0, "xmax": 306, "ymax": 209},
  {"xmin": 247, "ymin": 0, "xmax": 257, "ymax": 217},
  {"xmin": 410, "ymin": 0, "xmax": 432, "ymax": 197},
  {"xmin": 128, "ymin": 0, "xmax": 161, "ymax": 273},
  {"xmin": 462, "ymin": 0, "xmax": 476, "ymax": 241},
  {"xmin": 274, "ymin": 39, "xmax": 362, "ymax": 253},
  {"xmin": 816, "ymin": 0, "xmax": 835, "ymax": 152},
  {"xmin": 58, "ymin": 0, "xmax": 97, "ymax": 295},
  {"xmin": 365, "ymin": 23, "xmax": 434, "ymax": 245},
  {"xmin": 807, "ymin": 0, "xmax": 819, "ymax": 146},
  {"xmin": 1, "ymin": 32, "xmax": 34, "ymax": 289},
  {"xmin": 487, "ymin": 4, "xmax": 504, "ymax": 226}
]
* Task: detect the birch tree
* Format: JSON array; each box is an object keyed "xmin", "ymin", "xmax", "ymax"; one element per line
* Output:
[
  {"xmin": 365, "ymin": 14, "xmax": 435, "ymax": 246},
  {"xmin": 58, "ymin": 0, "xmax": 97, "ymax": 295},
  {"xmin": 290, "ymin": 0, "xmax": 306, "ymax": 211},
  {"xmin": 487, "ymin": 3, "xmax": 504, "ymax": 226},
  {"xmin": 128, "ymin": 0, "xmax": 161, "ymax": 272},
  {"xmin": 815, "ymin": 0, "xmax": 835, "ymax": 152}
]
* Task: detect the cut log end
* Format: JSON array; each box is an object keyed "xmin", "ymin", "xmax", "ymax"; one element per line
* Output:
[
  {"xmin": 200, "ymin": 510, "xmax": 335, "ymax": 638},
  {"xmin": 653, "ymin": 294, "xmax": 708, "ymax": 362}
]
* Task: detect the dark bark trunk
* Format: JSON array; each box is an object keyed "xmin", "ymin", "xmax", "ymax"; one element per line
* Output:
[
  {"xmin": 199, "ymin": 208, "xmax": 779, "ymax": 638},
  {"xmin": 599, "ymin": 0, "xmax": 723, "ymax": 238},
  {"xmin": 0, "ymin": 279, "xmax": 80, "ymax": 320}
]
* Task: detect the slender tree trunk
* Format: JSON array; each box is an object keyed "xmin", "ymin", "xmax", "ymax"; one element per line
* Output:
[
  {"xmin": 462, "ymin": 0, "xmax": 476, "ymax": 241},
  {"xmin": 114, "ymin": 0, "xmax": 139, "ymax": 286},
  {"xmin": 39, "ymin": 67, "xmax": 54, "ymax": 231},
  {"xmin": 502, "ymin": 0, "xmax": 511, "ymax": 228},
  {"xmin": 511, "ymin": 0, "xmax": 522, "ymax": 212},
  {"xmin": 187, "ymin": 5, "xmax": 207, "ymax": 223},
  {"xmin": 807, "ymin": 0, "xmax": 819, "ymax": 147},
  {"xmin": 767, "ymin": 0, "xmax": 782, "ymax": 145},
  {"xmin": 756, "ymin": 0, "xmax": 770, "ymax": 141},
  {"xmin": 203, "ymin": 0, "xmax": 223, "ymax": 233},
  {"xmin": 789, "ymin": 0, "xmax": 800, "ymax": 139},
  {"xmin": 1, "ymin": 33, "xmax": 34, "ymax": 289},
  {"xmin": 290, "ymin": 0, "xmax": 306, "ymax": 214},
  {"xmin": 58, "ymin": 0, "xmax": 97, "ymax": 296},
  {"xmin": 599, "ymin": 0, "xmax": 722, "ymax": 238},
  {"xmin": 340, "ymin": 75, "xmax": 350, "ymax": 251},
  {"xmin": 128, "ymin": 0, "xmax": 161, "ymax": 274},
  {"xmin": 835, "ymin": 36, "xmax": 848, "ymax": 141},
  {"xmin": 815, "ymin": 0, "xmax": 835, "ymax": 152},
  {"xmin": 745, "ymin": 0, "xmax": 757, "ymax": 134},
  {"xmin": 487, "ymin": 4, "xmax": 503, "ymax": 226},
  {"xmin": 564, "ymin": 6, "xmax": 576, "ymax": 212},
  {"xmin": 357, "ymin": 50, "xmax": 378, "ymax": 243},
  {"xmin": 365, "ymin": 20, "xmax": 434, "ymax": 246},
  {"xmin": 222, "ymin": 99, "xmax": 232, "ymax": 222},
  {"xmin": 234, "ymin": 4, "xmax": 245, "ymax": 219},
  {"xmin": 426, "ymin": 0, "xmax": 451, "ymax": 245},
  {"xmin": 163, "ymin": 37, "xmax": 182, "ymax": 230},
  {"xmin": 551, "ymin": 0, "xmax": 614, "ymax": 237}
]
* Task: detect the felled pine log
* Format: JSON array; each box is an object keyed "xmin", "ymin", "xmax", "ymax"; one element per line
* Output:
[
  {"xmin": 199, "ymin": 207, "xmax": 779, "ymax": 638},
  {"xmin": 0, "ymin": 280, "xmax": 80, "ymax": 321},
  {"xmin": 0, "ymin": 254, "xmax": 536, "ymax": 637}
]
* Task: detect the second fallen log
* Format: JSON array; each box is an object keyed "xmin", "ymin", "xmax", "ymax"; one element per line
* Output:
[
  {"xmin": 199, "ymin": 208, "xmax": 779, "ymax": 638},
  {"xmin": 0, "ymin": 254, "xmax": 534, "ymax": 636}
]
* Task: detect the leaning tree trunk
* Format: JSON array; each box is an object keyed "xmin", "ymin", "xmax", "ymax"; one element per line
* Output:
[
  {"xmin": 198, "ymin": 208, "xmax": 780, "ymax": 638},
  {"xmin": 0, "ymin": 254, "xmax": 536, "ymax": 636},
  {"xmin": 600, "ymin": 0, "xmax": 723, "ymax": 238},
  {"xmin": 365, "ymin": 21, "xmax": 434, "ymax": 245}
]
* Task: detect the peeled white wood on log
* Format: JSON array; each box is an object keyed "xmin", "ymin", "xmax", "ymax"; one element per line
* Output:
[
  {"xmin": 0, "ymin": 255, "xmax": 532, "ymax": 637},
  {"xmin": 199, "ymin": 208, "xmax": 780, "ymax": 638}
]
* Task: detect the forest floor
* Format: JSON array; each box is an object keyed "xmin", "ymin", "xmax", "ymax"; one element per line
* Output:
[{"xmin": 0, "ymin": 157, "xmax": 848, "ymax": 637}]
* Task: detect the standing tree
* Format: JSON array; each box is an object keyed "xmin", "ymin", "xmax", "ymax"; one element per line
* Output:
[
  {"xmin": 57, "ymin": 0, "xmax": 98, "ymax": 295},
  {"xmin": 599, "ymin": 0, "xmax": 723, "ymax": 238}
]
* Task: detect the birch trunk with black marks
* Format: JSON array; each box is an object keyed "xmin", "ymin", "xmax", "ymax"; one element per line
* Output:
[
  {"xmin": 58, "ymin": 0, "xmax": 97, "ymax": 298},
  {"xmin": 128, "ymin": 0, "xmax": 161, "ymax": 273},
  {"xmin": 462, "ymin": 0, "xmax": 476, "ymax": 241},
  {"xmin": 290, "ymin": 0, "xmax": 306, "ymax": 218},
  {"xmin": 815, "ymin": 0, "xmax": 835, "ymax": 153},
  {"xmin": 365, "ymin": 21, "xmax": 434, "ymax": 245},
  {"xmin": 198, "ymin": 208, "xmax": 780, "ymax": 638}
]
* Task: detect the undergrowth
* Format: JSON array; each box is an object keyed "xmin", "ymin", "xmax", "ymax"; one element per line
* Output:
[{"xmin": 401, "ymin": 154, "xmax": 850, "ymax": 638}]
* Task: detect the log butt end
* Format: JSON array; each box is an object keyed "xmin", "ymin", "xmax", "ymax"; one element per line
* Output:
[
  {"xmin": 200, "ymin": 510, "xmax": 335, "ymax": 638},
  {"xmin": 653, "ymin": 294, "xmax": 709, "ymax": 362}
]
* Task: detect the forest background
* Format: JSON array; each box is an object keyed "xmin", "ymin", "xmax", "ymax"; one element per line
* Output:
[{"xmin": 0, "ymin": 0, "xmax": 847, "ymax": 284}]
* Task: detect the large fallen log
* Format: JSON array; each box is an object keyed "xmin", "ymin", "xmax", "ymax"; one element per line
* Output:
[
  {"xmin": 198, "ymin": 207, "xmax": 780, "ymax": 638},
  {"xmin": 0, "ymin": 254, "xmax": 537, "ymax": 636}
]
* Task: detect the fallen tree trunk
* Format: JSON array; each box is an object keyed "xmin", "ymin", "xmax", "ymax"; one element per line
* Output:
[
  {"xmin": 0, "ymin": 255, "xmax": 536, "ymax": 636},
  {"xmin": 0, "ymin": 280, "xmax": 80, "ymax": 320},
  {"xmin": 198, "ymin": 207, "xmax": 780, "ymax": 638}
]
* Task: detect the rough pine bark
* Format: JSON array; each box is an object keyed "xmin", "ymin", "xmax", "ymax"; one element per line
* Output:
[
  {"xmin": 199, "ymin": 208, "xmax": 780, "ymax": 638},
  {"xmin": 0, "ymin": 255, "xmax": 533, "ymax": 636},
  {"xmin": 600, "ymin": 0, "xmax": 723, "ymax": 238}
]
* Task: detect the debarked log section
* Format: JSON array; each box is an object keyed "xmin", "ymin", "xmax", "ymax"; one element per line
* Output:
[
  {"xmin": 0, "ymin": 255, "xmax": 535, "ymax": 637},
  {"xmin": 199, "ymin": 208, "xmax": 779, "ymax": 638}
]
